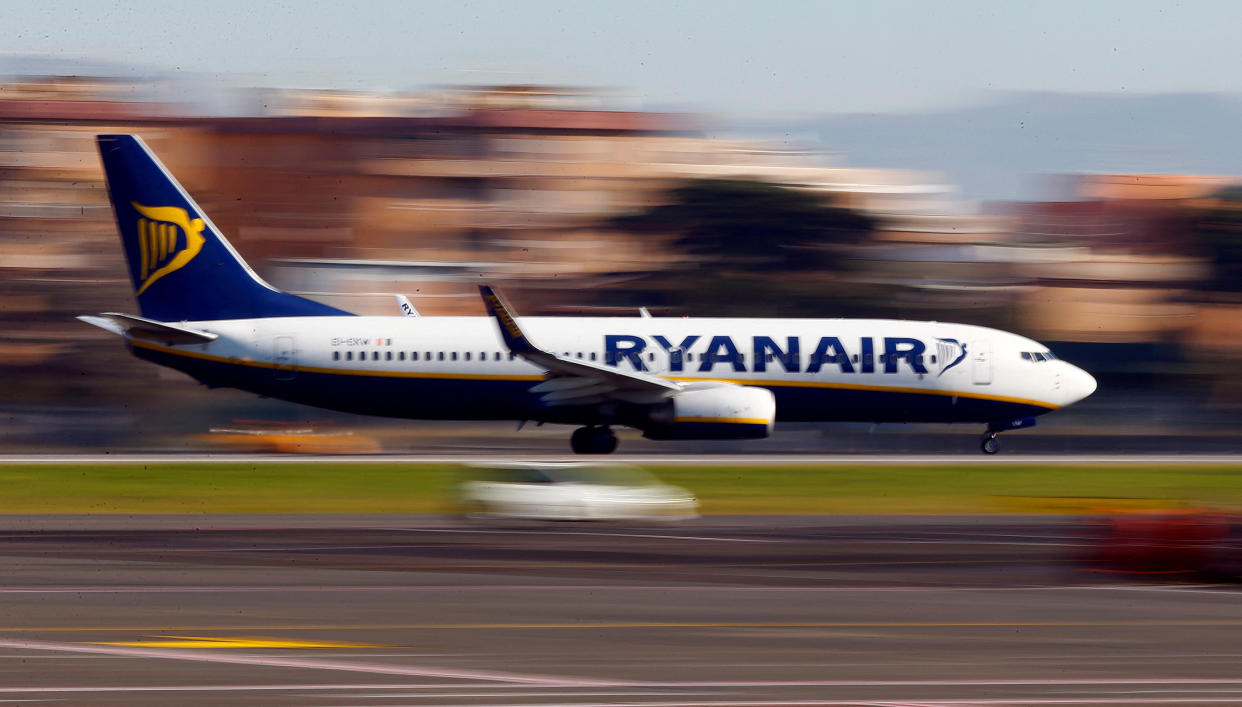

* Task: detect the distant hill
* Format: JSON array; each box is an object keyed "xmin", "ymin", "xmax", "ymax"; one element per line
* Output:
[{"xmin": 741, "ymin": 92, "xmax": 1242, "ymax": 202}]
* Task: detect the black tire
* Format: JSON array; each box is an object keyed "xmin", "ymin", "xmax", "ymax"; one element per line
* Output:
[
  {"xmin": 570, "ymin": 426, "xmax": 594, "ymax": 454},
  {"xmin": 594, "ymin": 430, "xmax": 618, "ymax": 454},
  {"xmin": 981, "ymin": 435, "xmax": 1000, "ymax": 455},
  {"xmin": 570, "ymin": 426, "xmax": 618, "ymax": 454}
]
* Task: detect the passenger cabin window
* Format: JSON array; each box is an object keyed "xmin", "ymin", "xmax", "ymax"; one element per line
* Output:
[
  {"xmin": 411, "ymin": 351, "xmax": 419, "ymax": 361},
  {"xmin": 465, "ymin": 352, "xmax": 471, "ymax": 361},
  {"xmin": 333, "ymin": 351, "xmax": 340, "ymax": 361},
  {"xmin": 590, "ymin": 352, "xmax": 597, "ymax": 361},
  {"xmin": 386, "ymin": 351, "xmax": 393, "ymax": 361},
  {"xmin": 438, "ymin": 352, "xmax": 445, "ymax": 361},
  {"xmin": 345, "ymin": 351, "xmax": 353, "ymax": 361}
]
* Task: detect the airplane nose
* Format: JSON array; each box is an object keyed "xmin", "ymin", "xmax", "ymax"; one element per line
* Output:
[{"xmin": 1063, "ymin": 364, "xmax": 1097, "ymax": 405}]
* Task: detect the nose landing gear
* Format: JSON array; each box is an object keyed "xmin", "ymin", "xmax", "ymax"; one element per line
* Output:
[
  {"xmin": 980, "ymin": 432, "xmax": 1000, "ymax": 455},
  {"xmin": 570, "ymin": 426, "xmax": 618, "ymax": 455},
  {"xmin": 979, "ymin": 416, "xmax": 1038, "ymax": 455}
]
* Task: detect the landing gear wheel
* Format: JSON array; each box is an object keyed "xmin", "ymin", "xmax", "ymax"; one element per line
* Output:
[
  {"xmin": 980, "ymin": 433, "xmax": 1000, "ymax": 455},
  {"xmin": 570, "ymin": 426, "xmax": 618, "ymax": 455}
]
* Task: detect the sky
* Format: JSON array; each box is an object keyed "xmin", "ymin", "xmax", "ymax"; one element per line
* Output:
[{"xmin": 5, "ymin": 0, "xmax": 1242, "ymax": 116}]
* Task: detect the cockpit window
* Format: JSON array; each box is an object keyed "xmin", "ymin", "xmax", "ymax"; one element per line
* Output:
[
  {"xmin": 1021, "ymin": 352, "xmax": 1033, "ymax": 361},
  {"xmin": 1021, "ymin": 351, "xmax": 1057, "ymax": 362},
  {"xmin": 1033, "ymin": 352, "xmax": 1047, "ymax": 362}
]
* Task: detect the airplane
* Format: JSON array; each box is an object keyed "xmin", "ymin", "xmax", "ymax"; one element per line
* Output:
[{"xmin": 80, "ymin": 134, "xmax": 1097, "ymax": 455}]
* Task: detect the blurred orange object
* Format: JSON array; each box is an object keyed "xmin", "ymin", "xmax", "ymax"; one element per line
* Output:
[{"xmin": 198, "ymin": 420, "xmax": 381, "ymax": 454}]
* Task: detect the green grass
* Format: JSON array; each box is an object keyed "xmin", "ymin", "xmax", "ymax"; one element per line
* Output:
[
  {"xmin": 648, "ymin": 464, "xmax": 1242, "ymax": 514},
  {"xmin": 0, "ymin": 462, "xmax": 1240, "ymax": 514}
]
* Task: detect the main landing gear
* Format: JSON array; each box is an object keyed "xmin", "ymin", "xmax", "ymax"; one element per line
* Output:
[{"xmin": 571, "ymin": 426, "xmax": 618, "ymax": 455}]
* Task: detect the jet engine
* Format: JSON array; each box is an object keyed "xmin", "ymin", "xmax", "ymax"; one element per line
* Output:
[{"xmin": 641, "ymin": 383, "xmax": 775, "ymax": 440}]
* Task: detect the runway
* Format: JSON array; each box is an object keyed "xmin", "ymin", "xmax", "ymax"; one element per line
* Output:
[
  {"xmin": 0, "ymin": 515, "xmax": 1240, "ymax": 705},
  {"xmin": 7, "ymin": 452, "xmax": 1242, "ymax": 464}
]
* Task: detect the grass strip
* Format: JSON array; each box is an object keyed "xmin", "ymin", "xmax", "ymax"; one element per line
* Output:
[{"xmin": 0, "ymin": 463, "xmax": 1239, "ymax": 514}]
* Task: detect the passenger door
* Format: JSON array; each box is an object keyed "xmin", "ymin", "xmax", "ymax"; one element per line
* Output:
[
  {"xmin": 971, "ymin": 339, "xmax": 992, "ymax": 385},
  {"xmin": 274, "ymin": 335, "xmax": 296, "ymax": 380}
]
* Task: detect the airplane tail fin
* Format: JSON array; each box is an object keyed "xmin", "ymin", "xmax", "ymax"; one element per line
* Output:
[{"xmin": 95, "ymin": 134, "xmax": 351, "ymax": 321}]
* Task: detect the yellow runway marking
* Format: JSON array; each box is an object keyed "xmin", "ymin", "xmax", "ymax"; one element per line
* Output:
[{"xmin": 89, "ymin": 635, "xmax": 384, "ymax": 649}]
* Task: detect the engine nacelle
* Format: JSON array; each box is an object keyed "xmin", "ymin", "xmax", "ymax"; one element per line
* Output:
[{"xmin": 641, "ymin": 383, "xmax": 775, "ymax": 441}]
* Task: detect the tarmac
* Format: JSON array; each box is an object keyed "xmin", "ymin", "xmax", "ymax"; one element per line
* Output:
[{"xmin": 0, "ymin": 514, "xmax": 1239, "ymax": 705}]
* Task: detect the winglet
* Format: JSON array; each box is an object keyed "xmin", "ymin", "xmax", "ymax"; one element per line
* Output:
[
  {"xmin": 395, "ymin": 294, "xmax": 419, "ymax": 317},
  {"xmin": 479, "ymin": 285, "xmax": 538, "ymax": 356}
]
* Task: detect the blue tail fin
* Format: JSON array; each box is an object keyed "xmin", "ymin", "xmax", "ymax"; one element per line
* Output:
[{"xmin": 96, "ymin": 134, "xmax": 351, "ymax": 321}]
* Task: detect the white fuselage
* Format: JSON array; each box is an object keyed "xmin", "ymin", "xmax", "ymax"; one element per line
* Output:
[{"xmin": 128, "ymin": 314, "xmax": 1096, "ymax": 426}]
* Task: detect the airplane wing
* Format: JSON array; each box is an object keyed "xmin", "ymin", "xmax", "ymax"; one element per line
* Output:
[
  {"xmin": 479, "ymin": 285, "xmax": 680, "ymax": 406},
  {"xmin": 77, "ymin": 312, "xmax": 218, "ymax": 345}
]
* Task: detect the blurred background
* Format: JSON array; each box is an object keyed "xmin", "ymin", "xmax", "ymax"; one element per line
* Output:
[{"xmin": 4, "ymin": 1, "xmax": 1242, "ymax": 453}]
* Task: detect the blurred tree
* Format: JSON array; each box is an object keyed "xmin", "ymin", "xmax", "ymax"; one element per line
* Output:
[
  {"xmin": 614, "ymin": 178, "xmax": 874, "ymax": 272},
  {"xmin": 1192, "ymin": 186, "xmax": 1242, "ymax": 293}
]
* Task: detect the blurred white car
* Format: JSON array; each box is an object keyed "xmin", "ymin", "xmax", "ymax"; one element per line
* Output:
[{"xmin": 456, "ymin": 463, "xmax": 698, "ymax": 522}]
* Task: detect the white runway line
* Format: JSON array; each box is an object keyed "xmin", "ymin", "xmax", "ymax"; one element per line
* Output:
[
  {"xmin": 5, "ymin": 678, "xmax": 1242, "ymax": 706},
  {"xmin": 0, "ymin": 583, "xmax": 1222, "ymax": 595}
]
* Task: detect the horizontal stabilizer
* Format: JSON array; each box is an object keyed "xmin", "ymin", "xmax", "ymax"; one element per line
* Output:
[{"xmin": 77, "ymin": 313, "xmax": 218, "ymax": 345}]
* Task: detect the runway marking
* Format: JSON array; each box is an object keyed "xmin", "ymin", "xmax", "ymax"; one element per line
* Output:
[
  {"xmin": 0, "ymin": 583, "xmax": 1224, "ymax": 596},
  {"xmin": 0, "ymin": 637, "xmax": 618, "ymax": 686},
  {"xmin": 8, "ymin": 691, "xmax": 1242, "ymax": 707},
  {"xmin": 0, "ymin": 684, "xmax": 507, "ymax": 693},
  {"xmin": 90, "ymin": 635, "xmax": 384, "ymax": 649},
  {"xmin": 0, "ymin": 584, "xmax": 1163, "ymax": 594},
  {"xmin": 5, "ymin": 681, "xmax": 1242, "ymax": 707},
  {"xmin": 8, "ymin": 678, "xmax": 1242, "ymax": 690},
  {"xmin": 5, "ymin": 618, "xmax": 1242, "ymax": 633}
]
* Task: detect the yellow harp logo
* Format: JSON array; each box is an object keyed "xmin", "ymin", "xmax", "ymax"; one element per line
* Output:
[{"xmin": 132, "ymin": 202, "xmax": 206, "ymax": 295}]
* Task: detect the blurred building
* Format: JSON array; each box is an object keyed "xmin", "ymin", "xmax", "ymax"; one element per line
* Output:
[
  {"xmin": 1010, "ymin": 175, "xmax": 1223, "ymax": 345},
  {"xmin": 0, "ymin": 76, "xmax": 161, "ymax": 377}
]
